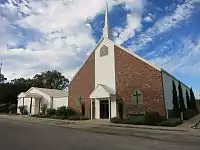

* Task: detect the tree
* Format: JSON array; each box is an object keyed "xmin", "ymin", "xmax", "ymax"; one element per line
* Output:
[
  {"xmin": 190, "ymin": 88, "xmax": 197, "ymax": 112},
  {"xmin": 0, "ymin": 70, "xmax": 69, "ymax": 114},
  {"xmin": 32, "ymin": 70, "xmax": 69, "ymax": 90},
  {"xmin": 178, "ymin": 81, "xmax": 186, "ymax": 120},
  {"xmin": 172, "ymin": 81, "xmax": 180, "ymax": 117},
  {"xmin": 0, "ymin": 73, "xmax": 7, "ymax": 83},
  {"xmin": 81, "ymin": 101, "xmax": 85, "ymax": 117},
  {"xmin": 78, "ymin": 97, "xmax": 85, "ymax": 116},
  {"xmin": 0, "ymin": 78, "xmax": 32, "ymax": 113},
  {"xmin": 186, "ymin": 90, "xmax": 191, "ymax": 109},
  {"xmin": 116, "ymin": 94, "xmax": 124, "ymax": 119},
  {"xmin": 8, "ymin": 104, "xmax": 17, "ymax": 114}
]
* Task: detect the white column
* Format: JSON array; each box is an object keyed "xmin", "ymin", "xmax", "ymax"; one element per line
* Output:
[
  {"xmin": 90, "ymin": 99, "xmax": 93, "ymax": 120},
  {"xmin": 108, "ymin": 98, "xmax": 111, "ymax": 119}
]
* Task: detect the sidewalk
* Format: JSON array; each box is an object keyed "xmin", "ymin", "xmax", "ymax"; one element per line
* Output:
[
  {"xmin": 0, "ymin": 114, "xmax": 190, "ymax": 132},
  {"xmin": 178, "ymin": 113, "xmax": 200, "ymax": 129},
  {"xmin": 74, "ymin": 119, "xmax": 188, "ymax": 132}
]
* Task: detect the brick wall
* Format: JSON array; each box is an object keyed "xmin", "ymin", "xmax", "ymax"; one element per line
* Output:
[
  {"xmin": 114, "ymin": 45, "xmax": 166, "ymax": 117},
  {"xmin": 68, "ymin": 52, "xmax": 95, "ymax": 117}
]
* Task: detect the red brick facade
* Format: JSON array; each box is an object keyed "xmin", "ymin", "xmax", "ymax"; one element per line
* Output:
[
  {"xmin": 68, "ymin": 52, "xmax": 95, "ymax": 117},
  {"xmin": 114, "ymin": 45, "xmax": 166, "ymax": 116}
]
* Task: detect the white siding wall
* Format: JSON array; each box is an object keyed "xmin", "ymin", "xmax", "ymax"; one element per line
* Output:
[
  {"xmin": 21, "ymin": 97, "xmax": 35, "ymax": 115},
  {"xmin": 52, "ymin": 97, "xmax": 68, "ymax": 109},
  {"xmin": 94, "ymin": 38, "xmax": 117, "ymax": 119},
  {"xmin": 95, "ymin": 38, "xmax": 116, "ymax": 94},
  {"xmin": 162, "ymin": 72, "xmax": 190, "ymax": 112}
]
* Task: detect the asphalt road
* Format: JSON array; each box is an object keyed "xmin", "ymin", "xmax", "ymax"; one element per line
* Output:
[{"xmin": 0, "ymin": 118, "xmax": 200, "ymax": 150}]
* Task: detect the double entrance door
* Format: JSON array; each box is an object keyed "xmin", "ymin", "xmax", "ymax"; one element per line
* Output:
[{"xmin": 100, "ymin": 100, "xmax": 109, "ymax": 119}]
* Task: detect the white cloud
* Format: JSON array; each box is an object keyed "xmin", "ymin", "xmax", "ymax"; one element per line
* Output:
[
  {"xmin": 115, "ymin": 13, "xmax": 142, "ymax": 45},
  {"xmin": 143, "ymin": 15, "xmax": 154, "ymax": 23},
  {"xmin": 0, "ymin": 0, "xmax": 144, "ymax": 80},
  {"xmin": 112, "ymin": 0, "xmax": 146, "ymax": 45},
  {"xmin": 149, "ymin": 36, "xmax": 200, "ymax": 76},
  {"xmin": 129, "ymin": 0, "xmax": 200, "ymax": 51}
]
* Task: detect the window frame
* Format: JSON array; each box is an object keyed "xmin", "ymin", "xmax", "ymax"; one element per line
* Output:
[{"xmin": 100, "ymin": 45, "xmax": 108, "ymax": 57}]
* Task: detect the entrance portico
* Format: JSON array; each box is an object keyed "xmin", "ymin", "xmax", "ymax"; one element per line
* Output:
[
  {"xmin": 18, "ymin": 92, "xmax": 42, "ymax": 115},
  {"xmin": 90, "ymin": 84, "xmax": 116, "ymax": 120}
]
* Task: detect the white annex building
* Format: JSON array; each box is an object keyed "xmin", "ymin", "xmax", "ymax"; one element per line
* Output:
[{"xmin": 17, "ymin": 87, "xmax": 68, "ymax": 115}]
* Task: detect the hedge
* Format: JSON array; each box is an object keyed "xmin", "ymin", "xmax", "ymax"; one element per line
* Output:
[{"xmin": 110, "ymin": 111, "xmax": 183, "ymax": 127}]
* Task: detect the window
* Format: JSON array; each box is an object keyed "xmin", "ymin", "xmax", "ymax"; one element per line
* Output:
[
  {"xmin": 132, "ymin": 90, "xmax": 143, "ymax": 105},
  {"xmin": 100, "ymin": 45, "xmax": 108, "ymax": 57}
]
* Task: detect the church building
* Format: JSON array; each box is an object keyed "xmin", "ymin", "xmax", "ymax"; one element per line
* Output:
[{"xmin": 68, "ymin": 4, "xmax": 191, "ymax": 120}]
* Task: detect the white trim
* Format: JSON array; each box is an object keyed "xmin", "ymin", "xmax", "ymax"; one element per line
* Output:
[
  {"xmin": 108, "ymin": 98, "xmax": 111, "ymax": 119},
  {"xmin": 89, "ymin": 84, "xmax": 114, "ymax": 99},
  {"xmin": 161, "ymin": 69, "xmax": 191, "ymax": 89},
  {"xmin": 69, "ymin": 38, "xmax": 104, "ymax": 85},
  {"xmin": 109, "ymin": 39, "xmax": 161, "ymax": 71},
  {"xmin": 90, "ymin": 99, "xmax": 93, "ymax": 120}
]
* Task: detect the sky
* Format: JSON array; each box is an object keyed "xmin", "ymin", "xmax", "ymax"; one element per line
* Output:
[{"xmin": 0, "ymin": 0, "xmax": 200, "ymax": 96}]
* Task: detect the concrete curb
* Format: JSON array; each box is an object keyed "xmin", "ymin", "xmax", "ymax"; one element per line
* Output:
[
  {"xmin": 0, "ymin": 115, "xmax": 189, "ymax": 132},
  {"xmin": 1, "ymin": 115, "xmax": 200, "ymax": 145},
  {"xmin": 73, "ymin": 120, "xmax": 188, "ymax": 132},
  {"xmin": 102, "ymin": 124, "xmax": 188, "ymax": 132}
]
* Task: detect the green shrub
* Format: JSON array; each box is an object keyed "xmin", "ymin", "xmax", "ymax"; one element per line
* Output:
[
  {"xmin": 56, "ymin": 106, "xmax": 68, "ymax": 116},
  {"xmin": 168, "ymin": 109, "xmax": 180, "ymax": 118},
  {"xmin": 23, "ymin": 107, "xmax": 28, "ymax": 115},
  {"xmin": 41, "ymin": 104, "xmax": 47, "ymax": 114},
  {"xmin": 32, "ymin": 114, "xmax": 51, "ymax": 118},
  {"xmin": 123, "ymin": 116, "xmax": 145, "ymax": 125},
  {"xmin": 66, "ymin": 107, "xmax": 78, "ymax": 117},
  {"xmin": 81, "ymin": 103, "xmax": 85, "ymax": 117},
  {"xmin": 32, "ymin": 114, "xmax": 41, "ymax": 117},
  {"xmin": 183, "ymin": 109, "xmax": 198, "ymax": 120},
  {"xmin": 156, "ymin": 118, "xmax": 182, "ymax": 127},
  {"xmin": 111, "ymin": 112, "xmax": 166, "ymax": 125},
  {"xmin": 116, "ymin": 95, "xmax": 124, "ymax": 119},
  {"xmin": 51, "ymin": 115, "xmax": 66, "ymax": 120},
  {"xmin": 110, "ymin": 117, "xmax": 122, "ymax": 123},
  {"xmin": 144, "ymin": 112, "xmax": 166, "ymax": 125},
  {"xmin": 8, "ymin": 104, "xmax": 17, "ymax": 114},
  {"xmin": 67, "ymin": 115, "xmax": 89, "ymax": 120},
  {"xmin": 110, "ymin": 116, "xmax": 145, "ymax": 125},
  {"xmin": 18, "ymin": 105, "xmax": 24, "ymax": 114},
  {"xmin": 18, "ymin": 106, "xmax": 28, "ymax": 115},
  {"xmin": 46, "ymin": 108, "xmax": 56, "ymax": 116},
  {"xmin": 56, "ymin": 106, "xmax": 77, "ymax": 117}
]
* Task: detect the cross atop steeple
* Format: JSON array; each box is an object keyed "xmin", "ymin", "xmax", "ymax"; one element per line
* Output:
[{"xmin": 103, "ymin": 1, "xmax": 109, "ymax": 39}]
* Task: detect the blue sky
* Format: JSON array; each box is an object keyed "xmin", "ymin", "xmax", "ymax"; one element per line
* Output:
[{"xmin": 0, "ymin": 0, "xmax": 200, "ymax": 96}]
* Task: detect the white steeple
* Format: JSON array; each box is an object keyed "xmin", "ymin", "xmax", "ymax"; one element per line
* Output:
[{"xmin": 103, "ymin": 1, "xmax": 109, "ymax": 39}]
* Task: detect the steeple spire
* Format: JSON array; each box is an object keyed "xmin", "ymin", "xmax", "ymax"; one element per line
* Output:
[{"xmin": 103, "ymin": 1, "xmax": 109, "ymax": 39}]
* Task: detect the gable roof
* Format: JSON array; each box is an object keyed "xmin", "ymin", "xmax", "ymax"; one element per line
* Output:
[
  {"xmin": 90, "ymin": 84, "xmax": 115, "ymax": 99},
  {"xmin": 68, "ymin": 37, "xmax": 191, "ymax": 91},
  {"xmin": 18, "ymin": 92, "xmax": 42, "ymax": 98},
  {"xmin": 29, "ymin": 87, "xmax": 68, "ymax": 98},
  {"xmin": 98, "ymin": 84, "xmax": 115, "ymax": 95},
  {"xmin": 69, "ymin": 37, "xmax": 161, "ymax": 85}
]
